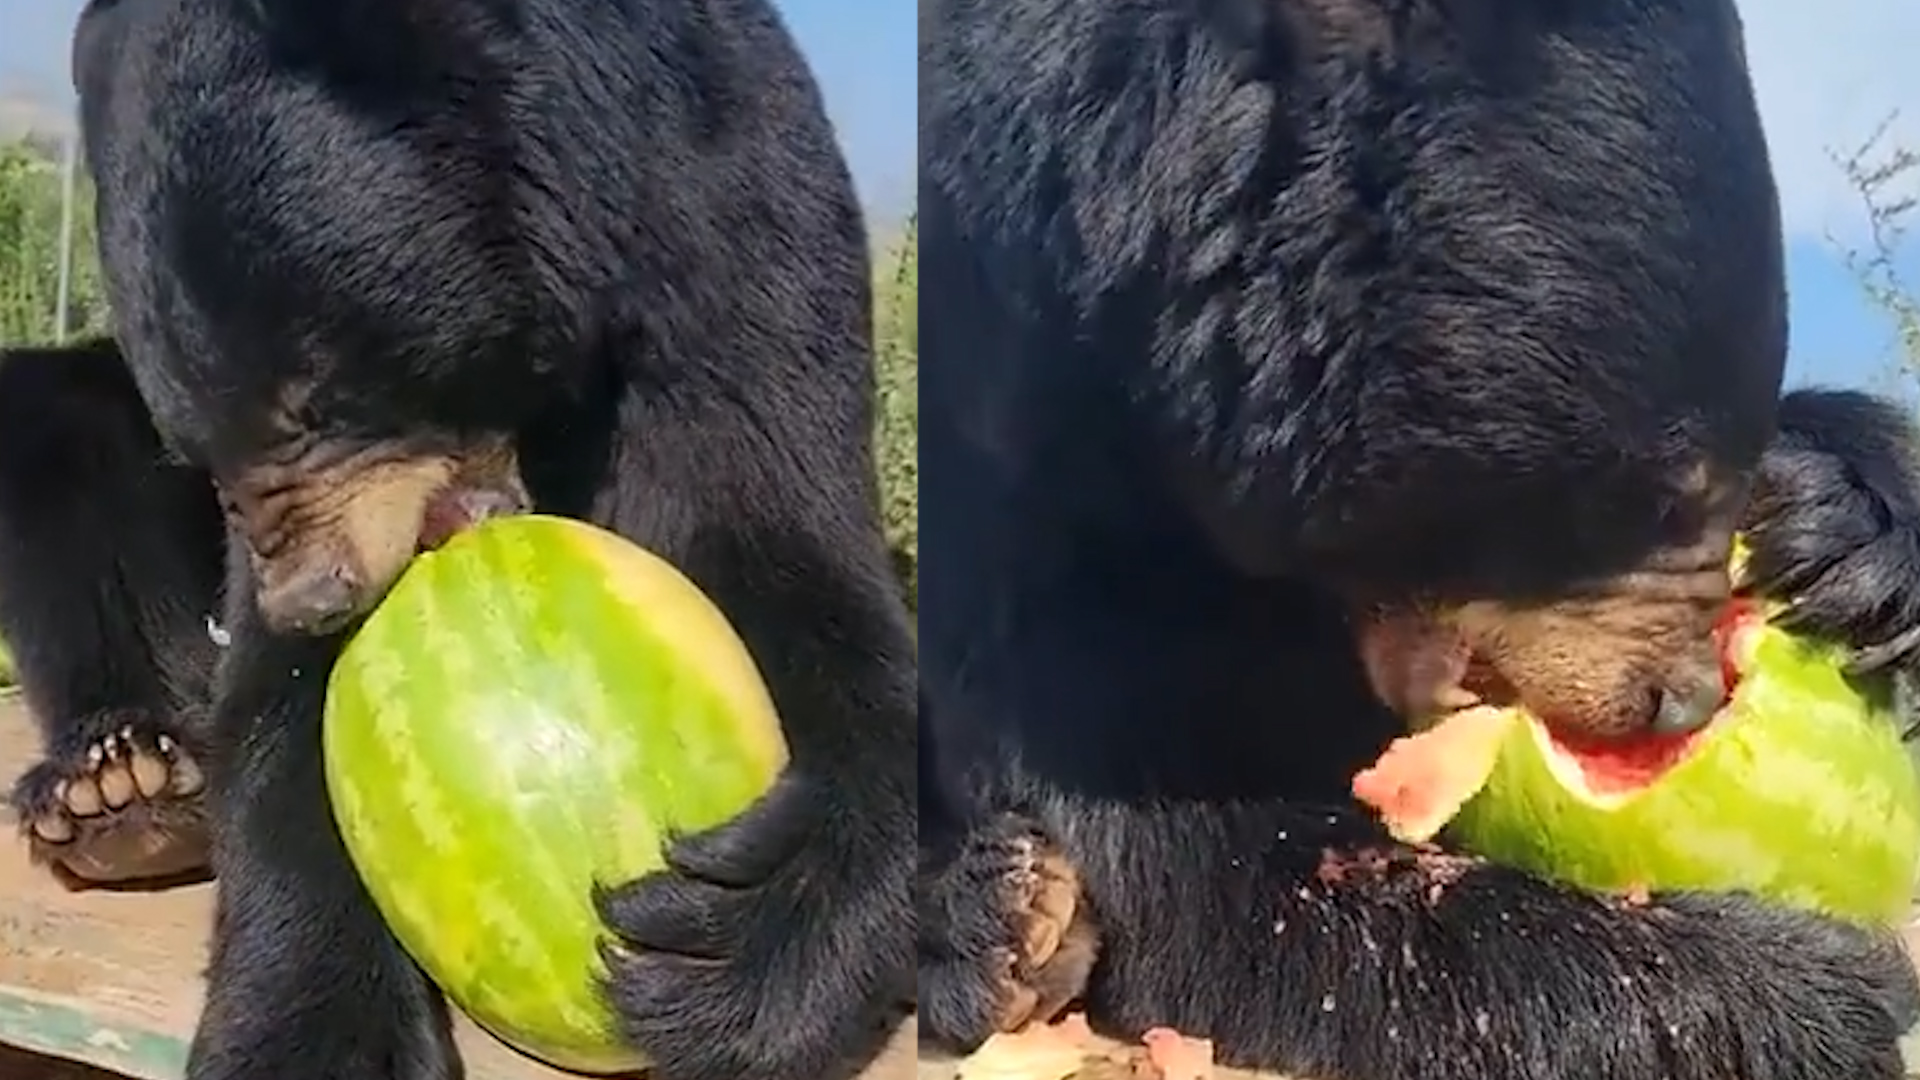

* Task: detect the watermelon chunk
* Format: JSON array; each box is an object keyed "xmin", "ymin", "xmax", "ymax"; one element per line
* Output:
[
  {"xmin": 954, "ymin": 1014, "xmax": 1097, "ymax": 1080},
  {"xmin": 1140, "ymin": 1027, "xmax": 1216, "ymax": 1080},
  {"xmin": 1351, "ymin": 706, "xmax": 1515, "ymax": 843}
]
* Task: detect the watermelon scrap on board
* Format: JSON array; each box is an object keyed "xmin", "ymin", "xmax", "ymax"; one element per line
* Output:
[{"xmin": 953, "ymin": 1014, "xmax": 1216, "ymax": 1080}]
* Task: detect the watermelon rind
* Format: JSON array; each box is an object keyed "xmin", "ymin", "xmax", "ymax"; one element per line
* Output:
[
  {"xmin": 323, "ymin": 514, "xmax": 787, "ymax": 1073},
  {"xmin": 1449, "ymin": 614, "xmax": 1920, "ymax": 926}
]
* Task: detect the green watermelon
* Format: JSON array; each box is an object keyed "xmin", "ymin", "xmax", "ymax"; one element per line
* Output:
[
  {"xmin": 323, "ymin": 514, "xmax": 788, "ymax": 1074},
  {"xmin": 1359, "ymin": 594, "xmax": 1920, "ymax": 926}
]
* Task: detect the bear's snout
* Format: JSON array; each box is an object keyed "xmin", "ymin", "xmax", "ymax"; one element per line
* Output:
[{"xmin": 228, "ymin": 438, "xmax": 527, "ymax": 635}]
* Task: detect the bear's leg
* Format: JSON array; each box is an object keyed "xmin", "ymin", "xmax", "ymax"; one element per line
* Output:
[
  {"xmin": 923, "ymin": 791, "xmax": 1917, "ymax": 1080},
  {"xmin": 0, "ymin": 340, "xmax": 226, "ymax": 885},
  {"xmin": 184, "ymin": 581, "xmax": 456, "ymax": 1080},
  {"xmin": 581, "ymin": 388, "xmax": 918, "ymax": 1080}
]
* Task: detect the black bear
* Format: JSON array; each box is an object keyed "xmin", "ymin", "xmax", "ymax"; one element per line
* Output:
[
  {"xmin": 918, "ymin": 0, "xmax": 1920, "ymax": 1076},
  {"xmin": 0, "ymin": 0, "xmax": 914, "ymax": 1078}
]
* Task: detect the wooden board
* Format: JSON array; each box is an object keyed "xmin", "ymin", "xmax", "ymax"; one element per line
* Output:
[
  {"xmin": 8, "ymin": 693, "xmax": 1920, "ymax": 1080},
  {"xmin": 0, "ymin": 696, "xmax": 917, "ymax": 1080}
]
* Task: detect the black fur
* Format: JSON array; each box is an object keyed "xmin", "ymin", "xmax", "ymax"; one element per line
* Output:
[
  {"xmin": 0, "ymin": 0, "xmax": 915, "ymax": 1078},
  {"xmin": 918, "ymin": 0, "xmax": 1920, "ymax": 1077},
  {"xmin": 1744, "ymin": 391, "xmax": 1920, "ymax": 674},
  {"xmin": 0, "ymin": 340, "xmax": 224, "ymax": 866}
]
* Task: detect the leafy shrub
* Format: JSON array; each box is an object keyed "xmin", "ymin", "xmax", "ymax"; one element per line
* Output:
[
  {"xmin": 0, "ymin": 139, "xmax": 107, "ymax": 344},
  {"xmin": 874, "ymin": 215, "xmax": 918, "ymax": 608}
]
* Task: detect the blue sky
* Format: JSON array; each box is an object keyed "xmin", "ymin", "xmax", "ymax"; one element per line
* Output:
[{"xmin": 4, "ymin": 0, "xmax": 1915, "ymax": 389}]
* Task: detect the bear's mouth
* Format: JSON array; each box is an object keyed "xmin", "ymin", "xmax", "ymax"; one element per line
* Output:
[
  {"xmin": 1352, "ymin": 608, "xmax": 1530, "ymax": 721},
  {"xmin": 417, "ymin": 481, "xmax": 528, "ymax": 552},
  {"xmin": 1356, "ymin": 598, "xmax": 1747, "ymax": 749},
  {"xmin": 1390, "ymin": 598, "xmax": 1761, "ymax": 800},
  {"xmin": 228, "ymin": 440, "xmax": 529, "ymax": 636}
]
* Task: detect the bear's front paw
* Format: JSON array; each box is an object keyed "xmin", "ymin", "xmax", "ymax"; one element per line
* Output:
[
  {"xmin": 10, "ymin": 709, "xmax": 210, "ymax": 886},
  {"xmin": 917, "ymin": 815, "xmax": 1100, "ymax": 1050},
  {"xmin": 1746, "ymin": 393, "xmax": 1920, "ymax": 673},
  {"xmin": 597, "ymin": 775, "xmax": 908, "ymax": 1080}
]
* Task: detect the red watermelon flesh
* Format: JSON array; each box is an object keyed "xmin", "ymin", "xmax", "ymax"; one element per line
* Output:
[{"xmin": 1351, "ymin": 706, "xmax": 1515, "ymax": 843}]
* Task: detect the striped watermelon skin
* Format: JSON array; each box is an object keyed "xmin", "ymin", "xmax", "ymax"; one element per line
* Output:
[
  {"xmin": 1450, "ymin": 613, "xmax": 1920, "ymax": 926},
  {"xmin": 323, "ymin": 514, "xmax": 788, "ymax": 1074}
]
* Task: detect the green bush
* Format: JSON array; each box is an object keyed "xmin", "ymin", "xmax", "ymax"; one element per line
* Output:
[
  {"xmin": 0, "ymin": 138, "xmax": 109, "ymax": 687},
  {"xmin": 0, "ymin": 140, "xmax": 108, "ymax": 344},
  {"xmin": 874, "ymin": 215, "xmax": 918, "ymax": 608}
]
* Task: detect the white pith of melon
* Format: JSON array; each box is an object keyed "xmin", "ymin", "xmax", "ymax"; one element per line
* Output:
[{"xmin": 1524, "ymin": 717, "xmax": 1701, "ymax": 810}]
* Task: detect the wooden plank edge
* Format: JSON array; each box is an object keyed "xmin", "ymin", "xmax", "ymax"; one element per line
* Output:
[
  {"xmin": 0, "ymin": 980, "xmax": 578, "ymax": 1080},
  {"xmin": 0, "ymin": 985, "xmax": 184, "ymax": 1080}
]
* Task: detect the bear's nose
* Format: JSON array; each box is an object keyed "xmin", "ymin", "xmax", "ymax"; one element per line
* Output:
[{"xmin": 1647, "ymin": 667, "xmax": 1724, "ymax": 736}]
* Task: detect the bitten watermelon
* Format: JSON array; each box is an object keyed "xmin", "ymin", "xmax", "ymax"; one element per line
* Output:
[
  {"xmin": 323, "ymin": 514, "xmax": 788, "ymax": 1074},
  {"xmin": 1352, "ymin": 706, "xmax": 1512, "ymax": 845},
  {"xmin": 1355, "ymin": 592, "xmax": 1920, "ymax": 926}
]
